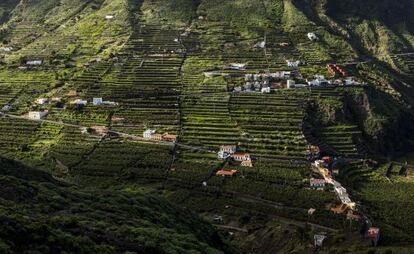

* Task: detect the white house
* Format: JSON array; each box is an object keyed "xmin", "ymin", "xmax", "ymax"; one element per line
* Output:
[
  {"xmin": 203, "ymin": 71, "xmax": 221, "ymax": 78},
  {"xmin": 307, "ymin": 32, "xmax": 318, "ymax": 41},
  {"xmin": 26, "ymin": 60, "xmax": 42, "ymax": 65},
  {"xmin": 218, "ymin": 150, "xmax": 231, "ymax": 160},
  {"xmin": 220, "ymin": 145, "xmax": 237, "ymax": 154},
  {"xmin": 314, "ymin": 235, "xmax": 327, "ymax": 248},
  {"xmin": 287, "ymin": 80, "xmax": 296, "ymax": 89},
  {"xmin": 308, "ymin": 75, "xmax": 327, "ymax": 87},
  {"xmin": 28, "ymin": 111, "xmax": 48, "ymax": 120},
  {"xmin": 254, "ymin": 41, "xmax": 266, "ymax": 48},
  {"xmin": 345, "ymin": 78, "xmax": 355, "ymax": 86},
  {"xmin": 233, "ymin": 86, "xmax": 242, "ymax": 92},
  {"xmin": 105, "ymin": 15, "xmax": 114, "ymax": 20},
  {"xmin": 286, "ymin": 60, "xmax": 300, "ymax": 68},
  {"xmin": 36, "ymin": 98, "xmax": 48, "ymax": 105},
  {"xmin": 282, "ymin": 71, "xmax": 291, "ymax": 79},
  {"xmin": 71, "ymin": 99, "xmax": 88, "ymax": 106},
  {"xmin": 295, "ymin": 84, "xmax": 307, "ymax": 88},
  {"xmin": 261, "ymin": 87, "xmax": 271, "ymax": 93},
  {"xmin": 0, "ymin": 47, "xmax": 13, "ymax": 52},
  {"xmin": 1, "ymin": 105, "xmax": 11, "ymax": 111},
  {"xmin": 93, "ymin": 98, "xmax": 103, "ymax": 106},
  {"xmin": 229, "ymin": 63, "xmax": 246, "ymax": 70},
  {"xmin": 143, "ymin": 129, "xmax": 157, "ymax": 139}
]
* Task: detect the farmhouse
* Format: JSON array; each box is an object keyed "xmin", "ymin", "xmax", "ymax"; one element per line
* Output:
[
  {"xmin": 162, "ymin": 134, "xmax": 177, "ymax": 142},
  {"xmin": 232, "ymin": 152, "xmax": 251, "ymax": 162},
  {"xmin": 26, "ymin": 60, "xmax": 42, "ymax": 65},
  {"xmin": 314, "ymin": 235, "xmax": 326, "ymax": 248},
  {"xmin": 80, "ymin": 127, "xmax": 88, "ymax": 135},
  {"xmin": 0, "ymin": 47, "xmax": 13, "ymax": 52},
  {"xmin": 216, "ymin": 169, "xmax": 238, "ymax": 177},
  {"xmin": 241, "ymin": 159, "xmax": 253, "ymax": 167},
  {"xmin": 36, "ymin": 98, "xmax": 48, "ymax": 105},
  {"xmin": 203, "ymin": 71, "xmax": 221, "ymax": 77},
  {"xmin": 308, "ymin": 75, "xmax": 329, "ymax": 87},
  {"xmin": 287, "ymin": 80, "xmax": 295, "ymax": 89},
  {"xmin": 310, "ymin": 178, "xmax": 326, "ymax": 190},
  {"xmin": 220, "ymin": 145, "xmax": 237, "ymax": 154},
  {"xmin": 286, "ymin": 60, "xmax": 300, "ymax": 68},
  {"xmin": 143, "ymin": 129, "xmax": 157, "ymax": 139},
  {"xmin": 93, "ymin": 98, "xmax": 103, "ymax": 105},
  {"xmin": 366, "ymin": 227, "xmax": 380, "ymax": 247},
  {"xmin": 28, "ymin": 111, "xmax": 48, "ymax": 120},
  {"xmin": 1, "ymin": 105, "xmax": 11, "ymax": 111},
  {"xmin": 307, "ymin": 32, "xmax": 318, "ymax": 41},
  {"xmin": 261, "ymin": 87, "xmax": 271, "ymax": 93},
  {"xmin": 229, "ymin": 63, "xmax": 246, "ymax": 70},
  {"xmin": 254, "ymin": 41, "xmax": 266, "ymax": 48},
  {"xmin": 71, "ymin": 99, "xmax": 88, "ymax": 106}
]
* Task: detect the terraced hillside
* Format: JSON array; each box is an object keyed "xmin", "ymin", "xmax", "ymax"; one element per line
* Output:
[{"xmin": 0, "ymin": 0, "xmax": 413, "ymax": 253}]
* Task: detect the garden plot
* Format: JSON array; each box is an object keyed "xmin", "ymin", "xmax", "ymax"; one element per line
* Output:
[
  {"xmin": 108, "ymin": 24, "xmax": 184, "ymax": 134},
  {"xmin": 48, "ymin": 126, "xmax": 102, "ymax": 168},
  {"xmin": 229, "ymin": 92, "xmax": 308, "ymax": 160},
  {"xmin": 318, "ymin": 125, "xmax": 364, "ymax": 158},
  {"xmin": 72, "ymin": 138, "xmax": 173, "ymax": 180}
]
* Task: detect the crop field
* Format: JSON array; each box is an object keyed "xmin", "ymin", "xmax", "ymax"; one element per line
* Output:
[{"xmin": 0, "ymin": 0, "xmax": 411, "ymax": 249}]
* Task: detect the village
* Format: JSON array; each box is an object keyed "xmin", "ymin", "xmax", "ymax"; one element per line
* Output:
[{"xmin": 0, "ymin": 4, "xmax": 402, "ymax": 251}]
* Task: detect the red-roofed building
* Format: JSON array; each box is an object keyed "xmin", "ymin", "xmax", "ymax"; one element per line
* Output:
[
  {"xmin": 162, "ymin": 134, "xmax": 178, "ymax": 142},
  {"xmin": 232, "ymin": 152, "xmax": 251, "ymax": 162},
  {"xmin": 366, "ymin": 227, "xmax": 380, "ymax": 246},
  {"xmin": 216, "ymin": 169, "xmax": 238, "ymax": 177},
  {"xmin": 241, "ymin": 159, "xmax": 253, "ymax": 167},
  {"xmin": 327, "ymin": 64, "xmax": 348, "ymax": 77}
]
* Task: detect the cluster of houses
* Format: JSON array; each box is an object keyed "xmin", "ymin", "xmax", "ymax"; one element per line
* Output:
[
  {"xmin": 309, "ymin": 151, "xmax": 381, "ymax": 246},
  {"xmin": 234, "ymin": 72, "xmax": 293, "ymax": 93},
  {"xmin": 35, "ymin": 97, "xmax": 62, "ymax": 105},
  {"xmin": 287, "ymin": 74, "xmax": 358, "ymax": 89},
  {"xmin": 312, "ymin": 156, "xmax": 357, "ymax": 212},
  {"xmin": 218, "ymin": 145, "xmax": 253, "ymax": 167},
  {"xmin": 70, "ymin": 97, "xmax": 117, "ymax": 107},
  {"xmin": 143, "ymin": 129, "xmax": 178, "ymax": 143}
]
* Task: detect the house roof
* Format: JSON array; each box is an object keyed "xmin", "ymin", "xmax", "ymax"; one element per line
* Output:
[
  {"xmin": 163, "ymin": 134, "xmax": 177, "ymax": 139},
  {"xmin": 216, "ymin": 169, "xmax": 238, "ymax": 176}
]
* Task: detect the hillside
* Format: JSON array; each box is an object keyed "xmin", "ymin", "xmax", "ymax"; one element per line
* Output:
[
  {"xmin": 0, "ymin": 157, "xmax": 231, "ymax": 253},
  {"xmin": 0, "ymin": 0, "xmax": 413, "ymax": 253}
]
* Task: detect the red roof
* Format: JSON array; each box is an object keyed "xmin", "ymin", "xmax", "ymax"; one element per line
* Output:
[{"xmin": 216, "ymin": 169, "xmax": 238, "ymax": 177}]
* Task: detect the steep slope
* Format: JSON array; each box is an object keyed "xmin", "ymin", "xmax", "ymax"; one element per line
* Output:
[{"xmin": 0, "ymin": 157, "xmax": 231, "ymax": 254}]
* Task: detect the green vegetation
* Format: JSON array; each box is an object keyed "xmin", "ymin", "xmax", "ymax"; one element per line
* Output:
[
  {"xmin": 0, "ymin": 0, "xmax": 413, "ymax": 253},
  {"xmin": 0, "ymin": 157, "xmax": 230, "ymax": 253}
]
